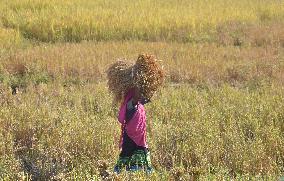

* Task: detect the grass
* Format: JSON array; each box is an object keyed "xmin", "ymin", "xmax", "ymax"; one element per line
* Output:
[
  {"xmin": 0, "ymin": 0, "xmax": 284, "ymax": 180},
  {"xmin": 0, "ymin": 83, "xmax": 283, "ymax": 180},
  {"xmin": 0, "ymin": 0, "xmax": 284, "ymax": 42},
  {"xmin": 0, "ymin": 41, "xmax": 283, "ymax": 88}
]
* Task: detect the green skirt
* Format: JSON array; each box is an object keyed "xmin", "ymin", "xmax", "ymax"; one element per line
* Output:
[{"xmin": 114, "ymin": 150, "xmax": 152, "ymax": 172}]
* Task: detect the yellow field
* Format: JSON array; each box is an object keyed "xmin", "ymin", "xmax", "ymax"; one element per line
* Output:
[
  {"xmin": 1, "ymin": 0, "xmax": 284, "ymax": 43},
  {"xmin": 0, "ymin": 0, "xmax": 284, "ymax": 180}
]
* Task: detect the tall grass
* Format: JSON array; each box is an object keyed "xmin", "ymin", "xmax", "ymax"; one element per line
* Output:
[
  {"xmin": 0, "ymin": 41, "xmax": 283, "ymax": 88},
  {"xmin": 0, "ymin": 0, "xmax": 283, "ymax": 42},
  {"xmin": 0, "ymin": 83, "xmax": 283, "ymax": 180},
  {"xmin": 0, "ymin": 28, "xmax": 22, "ymax": 49},
  {"xmin": 0, "ymin": 40, "xmax": 283, "ymax": 179}
]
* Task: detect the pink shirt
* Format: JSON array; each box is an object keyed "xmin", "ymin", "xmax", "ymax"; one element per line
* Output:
[{"xmin": 118, "ymin": 89, "xmax": 148, "ymax": 148}]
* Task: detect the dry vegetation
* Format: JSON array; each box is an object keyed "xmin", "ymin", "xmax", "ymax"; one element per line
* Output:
[
  {"xmin": 0, "ymin": 0, "xmax": 284, "ymax": 43},
  {"xmin": 107, "ymin": 54, "xmax": 164, "ymax": 103},
  {"xmin": 0, "ymin": 0, "xmax": 284, "ymax": 180}
]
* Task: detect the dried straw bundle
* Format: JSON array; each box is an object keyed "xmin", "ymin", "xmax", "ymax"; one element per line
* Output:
[
  {"xmin": 107, "ymin": 54, "xmax": 164, "ymax": 103},
  {"xmin": 106, "ymin": 60, "xmax": 134, "ymax": 103},
  {"xmin": 133, "ymin": 54, "xmax": 164, "ymax": 100}
]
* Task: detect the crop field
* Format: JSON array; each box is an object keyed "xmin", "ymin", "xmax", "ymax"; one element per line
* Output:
[{"xmin": 0, "ymin": 0, "xmax": 284, "ymax": 180}]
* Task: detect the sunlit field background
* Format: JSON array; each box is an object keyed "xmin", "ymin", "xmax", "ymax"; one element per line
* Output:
[{"xmin": 0, "ymin": 0, "xmax": 284, "ymax": 180}]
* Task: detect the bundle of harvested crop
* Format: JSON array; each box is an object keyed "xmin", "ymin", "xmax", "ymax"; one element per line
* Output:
[
  {"xmin": 133, "ymin": 54, "xmax": 164, "ymax": 100},
  {"xmin": 106, "ymin": 60, "xmax": 134, "ymax": 103},
  {"xmin": 107, "ymin": 54, "xmax": 164, "ymax": 103}
]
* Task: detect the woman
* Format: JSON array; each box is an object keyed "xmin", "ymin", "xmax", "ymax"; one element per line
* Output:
[
  {"xmin": 113, "ymin": 87, "xmax": 152, "ymax": 173},
  {"xmin": 106, "ymin": 54, "xmax": 164, "ymax": 174}
]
